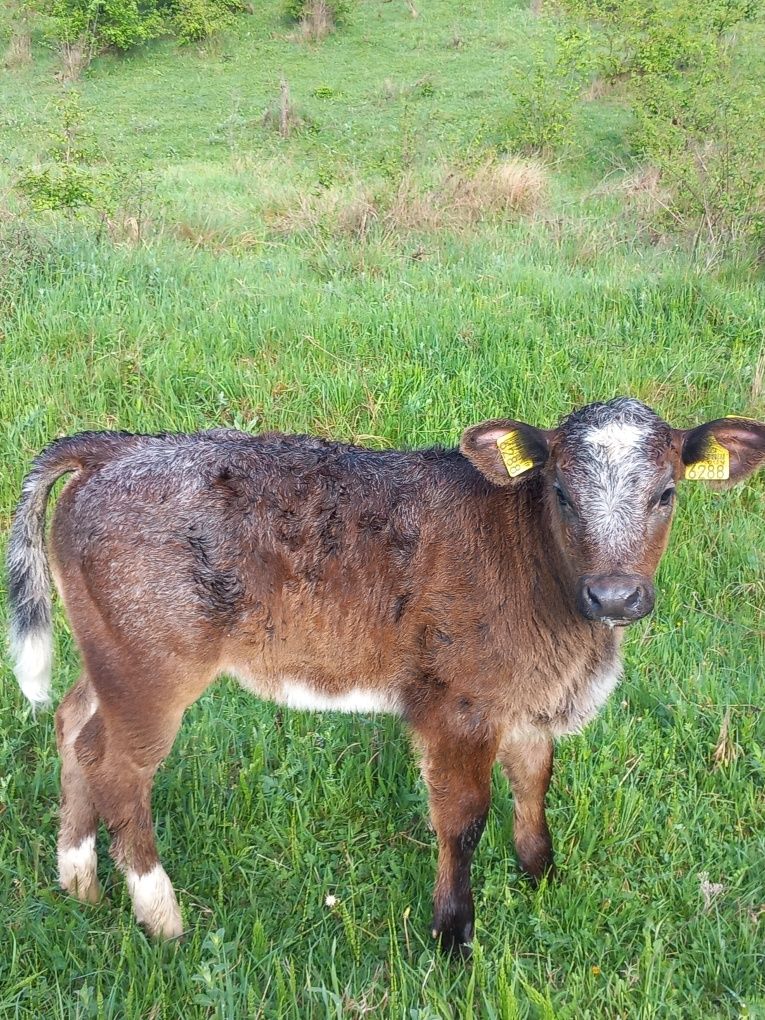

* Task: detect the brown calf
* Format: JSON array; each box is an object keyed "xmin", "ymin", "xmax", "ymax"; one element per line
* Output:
[{"xmin": 8, "ymin": 398, "xmax": 765, "ymax": 951}]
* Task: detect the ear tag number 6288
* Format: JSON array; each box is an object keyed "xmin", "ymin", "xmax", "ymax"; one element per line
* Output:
[{"xmin": 685, "ymin": 436, "xmax": 730, "ymax": 481}]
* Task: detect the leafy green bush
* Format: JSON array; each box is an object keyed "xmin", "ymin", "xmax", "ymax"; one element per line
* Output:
[
  {"xmin": 283, "ymin": 0, "xmax": 354, "ymax": 26},
  {"xmin": 163, "ymin": 0, "xmax": 249, "ymax": 44},
  {"xmin": 24, "ymin": 0, "xmax": 248, "ymax": 51},
  {"xmin": 560, "ymin": 0, "xmax": 760, "ymax": 80},
  {"xmin": 630, "ymin": 50, "xmax": 765, "ymax": 254},
  {"xmin": 504, "ymin": 23, "xmax": 595, "ymax": 155},
  {"xmin": 16, "ymin": 93, "xmax": 116, "ymax": 215},
  {"xmin": 30, "ymin": 0, "xmax": 163, "ymax": 51}
]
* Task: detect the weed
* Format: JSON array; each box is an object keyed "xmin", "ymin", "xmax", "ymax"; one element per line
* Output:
[{"xmin": 3, "ymin": 26, "xmax": 32, "ymax": 68}]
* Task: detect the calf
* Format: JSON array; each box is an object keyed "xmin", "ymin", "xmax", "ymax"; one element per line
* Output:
[{"xmin": 8, "ymin": 398, "xmax": 765, "ymax": 950}]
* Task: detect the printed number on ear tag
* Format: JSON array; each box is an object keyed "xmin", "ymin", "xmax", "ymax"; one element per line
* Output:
[
  {"xmin": 497, "ymin": 431, "xmax": 535, "ymax": 477},
  {"xmin": 685, "ymin": 436, "xmax": 730, "ymax": 481}
]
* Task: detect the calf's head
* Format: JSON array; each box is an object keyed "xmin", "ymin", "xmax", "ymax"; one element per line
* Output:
[{"xmin": 461, "ymin": 398, "xmax": 765, "ymax": 627}]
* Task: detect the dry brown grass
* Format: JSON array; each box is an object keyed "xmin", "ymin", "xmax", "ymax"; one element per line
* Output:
[
  {"xmin": 107, "ymin": 213, "xmax": 160, "ymax": 247},
  {"xmin": 384, "ymin": 173, "xmax": 441, "ymax": 232},
  {"xmin": 752, "ymin": 347, "xmax": 765, "ymax": 403},
  {"xmin": 620, "ymin": 166, "xmax": 673, "ymax": 218},
  {"xmin": 171, "ymin": 221, "xmax": 264, "ymax": 253},
  {"xmin": 4, "ymin": 28, "xmax": 32, "ymax": 69},
  {"xmin": 271, "ymin": 185, "xmax": 380, "ymax": 240},
  {"xmin": 468, "ymin": 158, "xmax": 549, "ymax": 217},
  {"xmin": 422, "ymin": 158, "xmax": 548, "ymax": 227},
  {"xmin": 56, "ymin": 36, "xmax": 94, "ymax": 82},
  {"xmin": 268, "ymin": 158, "xmax": 548, "ymax": 240},
  {"xmin": 584, "ymin": 76, "xmax": 609, "ymax": 102},
  {"xmin": 262, "ymin": 79, "xmax": 305, "ymax": 138},
  {"xmin": 291, "ymin": 0, "xmax": 335, "ymax": 43}
]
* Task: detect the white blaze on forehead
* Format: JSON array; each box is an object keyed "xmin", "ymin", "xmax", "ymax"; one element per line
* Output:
[
  {"xmin": 583, "ymin": 422, "xmax": 644, "ymax": 461},
  {"xmin": 576, "ymin": 421, "xmax": 655, "ymax": 556}
]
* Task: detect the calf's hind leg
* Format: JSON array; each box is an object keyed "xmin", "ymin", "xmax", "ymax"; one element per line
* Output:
[
  {"xmin": 74, "ymin": 670, "xmax": 200, "ymax": 939},
  {"xmin": 55, "ymin": 673, "xmax": 101, "ymax": 904}
]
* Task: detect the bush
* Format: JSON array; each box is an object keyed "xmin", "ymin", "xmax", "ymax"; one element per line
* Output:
[
  {"xmin": 16, "ymin": 93, "xmax": 117, "ymax": 215},
  {"xmin": 283, "ymin": 0, "xmax": 354, "ymax": 26},
  {"xmin": 164, "ymin": 0, "xmax": 249, "ymax": 44},
  {"xmin": 24, "ymin": 0, "xmax": 249, "ymax": 52},
  {"xmin": 554, "ymin": 0, "xmax": 765, "ymax": 257},
  {"xmin": 32, "ymin": 0, "xmax": 164, "ymax": 51},
  {"xmin": 504, "ymin": 22, "xmax": 595, "ymax": 155},
  {"xmin": 630, "ymin": 54, "xmax": 765, "ymax": 254}
]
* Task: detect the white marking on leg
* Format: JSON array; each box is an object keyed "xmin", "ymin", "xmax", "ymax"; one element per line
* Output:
[
  {"xmin": 11, "ymin": 629, "xmax": 52, "ymax": 708},
  {"xmin": 126, "ymin": 865, "xmax": 183, "ymax": 938},
  {"xmin": 59, "ymin": 834, "xmax": 100, "ymax": 903}
]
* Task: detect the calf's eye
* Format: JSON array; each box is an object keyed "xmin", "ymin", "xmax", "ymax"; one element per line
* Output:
[
  {"xmin": 555, "ymin": 486, "xmax": 572, "ymax": 511},
  {"xmin": 658, "ymin": 486, "xmax": 675, "ymax": 507}
]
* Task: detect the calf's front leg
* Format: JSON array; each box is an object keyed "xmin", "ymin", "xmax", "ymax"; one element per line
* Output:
[
  {"xmin": 417, "ymin": 726, "xmax": 498, "ymax": 954},
  {"xmin": 499, "ymin": 731, "xmax": 555, "ymax": 882}
]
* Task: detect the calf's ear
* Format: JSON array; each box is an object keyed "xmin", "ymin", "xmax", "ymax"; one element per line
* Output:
[
  {"xmin": 460, "ymin": 419, "xmax": 552, "ymax": 486},
  {"xmin": 679, "ymin": 416, "xmax": 765, "ymax": 487}
]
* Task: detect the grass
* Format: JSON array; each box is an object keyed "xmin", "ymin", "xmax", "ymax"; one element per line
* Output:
[{"xmin": 1, "ymin": 0, "xmax": 764, "ymax": 1017}]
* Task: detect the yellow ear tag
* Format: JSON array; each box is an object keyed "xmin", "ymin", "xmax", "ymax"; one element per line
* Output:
[
  {"xmin": 685, "ymin": 435, "xmax": 729, "ymax": 481},
  {"xmin": 497, "ymin": 430, "xmax": 535, "ymax": 477}
]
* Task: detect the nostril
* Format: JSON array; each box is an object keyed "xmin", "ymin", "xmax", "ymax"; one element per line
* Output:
[
  {"xmin": 625, "ymin": 587, "xmax": 642, "ymax": 611},
  {"xmin": 586, "ymin": 586, "xmax": 602, "ymax": 611}
]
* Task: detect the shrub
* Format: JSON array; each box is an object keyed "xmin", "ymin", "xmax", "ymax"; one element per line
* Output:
[
  {"xmin": 4, "ymin": 26, "xmax": 33, "ymax": 69},
  {"xmin": 23, "ymin": 0, "xmax": 249, "ymax": 53},
  {"xmin": 630, "ymin": 57, "xmax": 765, "ymax": 255},
  {"xmin": 284, "ymin": 0, "xmax": 353, "ymax": 26},
  {"xmin": 504, "ymin": 22, "xmax": 595, "ymax": 155},
  {"xmin": 554, "ymin": 0, "xmax": 765, "ymax": 257},
  {"xmin": 15, "ymin": 93, "xmax": 117, "ymax": 215},
  {"xmin": 165, "ymin": 0, "xmax": 249, "ymax": 44},
  {"xmin": 35, "ymin": 0, "xmax": 164, "ymax": 51}
]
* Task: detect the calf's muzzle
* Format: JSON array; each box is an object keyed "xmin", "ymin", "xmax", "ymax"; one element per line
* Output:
[{"xmin": 577, "ymin": 574, "xmax": 655, "ymax": 625}]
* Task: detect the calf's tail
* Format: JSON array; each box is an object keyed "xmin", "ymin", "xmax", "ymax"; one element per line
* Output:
[{"xmin": 7, "ymin": 432, "xmax": 131, "ymax": 708}]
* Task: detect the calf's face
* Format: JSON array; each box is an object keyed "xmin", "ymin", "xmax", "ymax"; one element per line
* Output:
[{"xmin": 462, "ymin": 398, "xmax": 765, "ymax": 627}]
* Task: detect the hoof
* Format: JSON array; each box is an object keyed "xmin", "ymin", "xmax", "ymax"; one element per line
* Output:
[
  {"xmin": 432, "ymin": 924, "xmax": 473, "ymax": 958},
  {"xmin": 432, "ymin": 898, "xmax": 474, "ymax": 958},
  {"xmin": 59, "ymin": 836, "xmax": 101, "ymax": 905},
  {"xmin": 522, "ymin": 858, "xmax": 556, "ymax": 888},
  {"xmin": 127, "ymin": 865, "xmax": 184, "ymax": 939}
]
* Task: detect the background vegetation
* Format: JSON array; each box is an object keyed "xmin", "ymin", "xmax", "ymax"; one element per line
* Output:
[{"xmin": 1, "ymin": 0, "xmax": 763, "ymax": 1016}]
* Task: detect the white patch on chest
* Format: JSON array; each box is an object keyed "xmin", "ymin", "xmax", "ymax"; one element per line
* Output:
[
  {"xmin": 549, "ymin": 659, "xmax": 623, "ymax": 737},
  {"xmin": 279, "ymin": 682, "xmax": 398, "ymax": 715}
]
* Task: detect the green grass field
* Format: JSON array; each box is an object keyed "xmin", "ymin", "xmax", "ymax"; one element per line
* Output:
[{"xmin": 1, "ymin": 1, "xmax": 764, "ymax": 1017}]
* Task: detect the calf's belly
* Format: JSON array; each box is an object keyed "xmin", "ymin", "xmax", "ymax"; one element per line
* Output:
[{"xmin": 226, "ymin": 666, "xmax": 402, "ymax": 715}]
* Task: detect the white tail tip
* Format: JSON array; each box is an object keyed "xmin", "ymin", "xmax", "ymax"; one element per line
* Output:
[{"xmin": 12, "ymin": 630, "xmax": 53, "ymax": 709}]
